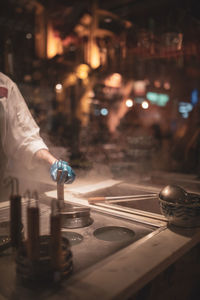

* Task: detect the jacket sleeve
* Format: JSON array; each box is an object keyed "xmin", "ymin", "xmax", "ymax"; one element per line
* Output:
[{"xmin": 5, "ymin": 81, "xmax": 48, "ymax": 169}]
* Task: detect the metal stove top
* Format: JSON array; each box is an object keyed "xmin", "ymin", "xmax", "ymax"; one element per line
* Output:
[
  {"xmin": 0, "ymin": 195, "xmax": 162, "ymax": 279},
  {"xmin": 104, "ymin": 197, "xmax": 161, "ymax": 214},
  {"xmin": 60, "ymin": 208, "xmax": 157, "ymax": 274},
  {"xmin": 57, "ymin": 181, "xmax": 166, "ymax": 273},
  {"xmin": 0, "ymin": 180, "xmax": 168, "ymax": 299},
  {"xmin": 82, "ymin": 182, "xmax": 164, "ymax": 220}
]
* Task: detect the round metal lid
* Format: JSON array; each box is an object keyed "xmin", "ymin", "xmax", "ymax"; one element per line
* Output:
[{"xmin": 60, "ymin": 204, "xmax": 91, "ymax": 219}]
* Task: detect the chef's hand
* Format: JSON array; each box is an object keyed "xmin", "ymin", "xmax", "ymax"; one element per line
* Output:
[{"xmin": 50, "ymin": 160, "xmax": 76, "ymax": 184}]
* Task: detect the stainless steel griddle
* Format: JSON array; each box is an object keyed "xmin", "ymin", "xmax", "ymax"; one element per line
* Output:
[
  {"xmin": 84, "ymin": 182, "xmax": 165, "ymax": 220},
  {"xmin": 0, "ymin": 179, "xmax": 168, "ymax": 299},
  {"xmin": 0, "ymin": 195, "xmax": 163, "ymax": 280}
]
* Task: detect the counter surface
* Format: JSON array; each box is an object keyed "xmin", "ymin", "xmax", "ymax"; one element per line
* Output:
[{"xmin": 1, "ymin": 174, "xmax": 200, "ymax": 299}]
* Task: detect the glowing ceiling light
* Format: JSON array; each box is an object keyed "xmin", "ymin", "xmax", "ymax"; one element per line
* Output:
[
  {"xmin": 104, "ymin": 73, "xmax": 122, "ymax": 88},
  {"xmin": 76, "ymin": 64, "xmax": 90, "ymax": 79},
  {"xmin": 90, "ymin": 43, "xmax": 100, "ymax": 69},
  {"xmin": 80, "ymin": 14, "xmax": 92, "ymax": 25},
  {"xmin": 26, "ymin": 33, "xmax": 32, "ymax": 39},
  {"xmin": 191, "ymin": 89, "xmax": 199, "ymax": 105},
  {"xmin": 55, "ymin": 83, "xmax": 63, "ymax": 91},
  {"xmin": 74, "ymin": 24, "xmax": 85, "ymax": 34},
  {"xmin": 164, "ymin": 82, "xmax": 171, "ymax": 90},
  {"xmin": 133, "ymin": 80, "xmax": 146, "ymax": 96},
  {"xmin": 146, "ymin": 92, "xmax": 169, "ymax": 106},
  {"xmin": 47, "ymin": 22, "xmax": 63, "ymax": 58},
  {"xmin": 126, "ymin": 99, "xmax": 133, "ymax": 107},
  {"xmin": 100, "ymin": 108, "xmax": 108, "ymax": 116},
  {"xmin": 141, "ymin": 101, "xmax": 149, "ymax": 109},
  {"xmin": 154, "ymin": 80, "xmax": 161, "ymax": 88},
  {"xmin": 179, "ymin": 102, "xmax": 193, "ymax": 119}
]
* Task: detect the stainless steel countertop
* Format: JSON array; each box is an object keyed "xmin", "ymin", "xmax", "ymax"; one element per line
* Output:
[{"xmin": 1, "ymin": 174, "xmax": 200, "ymax": 300}]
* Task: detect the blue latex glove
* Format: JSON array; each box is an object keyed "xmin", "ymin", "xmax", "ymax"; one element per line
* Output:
[{"xmin": 50, "ymin": 160, "xmax": 76, "ymax": 184}]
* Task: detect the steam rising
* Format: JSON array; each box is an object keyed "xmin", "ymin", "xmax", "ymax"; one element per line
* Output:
[{"xmin": 107, "ymin": 81, "xmax": 133, "ymax": 133}]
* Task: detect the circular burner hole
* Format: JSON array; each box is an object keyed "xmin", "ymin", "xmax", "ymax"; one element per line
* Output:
[
  {"xmin": 61, "ymin": 215, "xmax": 93, "ymax": 229},
  {"xmin": 62, "ymin": 232, "xmax": 83, "ymax": 246},
  {"xmin": 93, "ymin": 226, "xmax": 135, "ymax": 242}
]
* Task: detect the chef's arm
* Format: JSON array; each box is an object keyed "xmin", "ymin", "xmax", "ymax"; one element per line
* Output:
[
  {"xmin": 33, "ymin": 149, "xmax": 76, "ymax": 184},
  {"xmin": 33, "ymin": 149, "xmax": 57, "ymax": 166},
  {"xmin": 5, "ymin": 79, "xmax": 75, "ymax": 184}
]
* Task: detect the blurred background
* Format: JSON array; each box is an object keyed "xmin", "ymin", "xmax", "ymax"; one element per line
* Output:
[{"xmin": 1, "ymin": 0, "xmax": 200, "ymax": 180}]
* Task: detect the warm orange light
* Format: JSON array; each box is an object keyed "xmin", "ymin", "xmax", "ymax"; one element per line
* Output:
[
  {"xmin": 55, "ymin": 83, "xmax": 63, "ymax": 92},
  {"xmin": 133, "ymin": 80, "xmax": 146, "ymax": 95},
  {"xmin": 47, "ymin": 22, "xmax": 63, "ymax": 58},
  {"xmin": 154, "ymin": 80, "xmax": 161, "ymax": 88},
  {"xmin": 74, "ymin": 24, "xmax": 86, "ymax": 34},
  {"xmin": 104, "ymin": 73, "xmax": 122, "ymax": 88},
  {"xmin": 76, "ymin": 64, "xmax": 90, "ymax": 79},
  {"xmin": 164, "ymin": 82, "xmax": 171, "ymax": 90},
  {"xmin": 80, "ymin": 14, "xmax": 92, "ymax": 26},
  {"xmin": 66, "ymin": 73, "xmax": 77, "ymax": 86},
  {"xmin": 90, "ymin": 42, "xmax": 101, "ymax": 69}
]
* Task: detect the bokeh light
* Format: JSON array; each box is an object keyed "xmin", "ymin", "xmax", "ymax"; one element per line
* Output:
[
  {"xmin": 126, "ymin": 99, "xmax": 133, "ymax": 107},
  {"xmin": 141, "ymin": 101, "xmax": 149, "ymax": 109}
]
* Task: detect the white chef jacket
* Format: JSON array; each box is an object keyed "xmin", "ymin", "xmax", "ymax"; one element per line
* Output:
[{"xmin": 0, "ymin": 72, "xmax": 48, "ymax": 184}]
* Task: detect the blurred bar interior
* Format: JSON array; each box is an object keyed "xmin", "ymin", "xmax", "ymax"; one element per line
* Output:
[
  {"xmin": 0, "ymin": 0, "xmax": 200, "ymax": 183},
  {"xmin": 1, "ymin": 1, "xmax": 200, "ymax": 299}
]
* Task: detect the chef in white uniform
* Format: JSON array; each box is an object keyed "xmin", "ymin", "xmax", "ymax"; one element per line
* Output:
[{"xmin": 0, "ymin": 72, "xmax": 75, "ymax": 201}]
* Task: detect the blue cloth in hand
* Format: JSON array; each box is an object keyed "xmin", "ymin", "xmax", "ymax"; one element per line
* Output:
[{"xmin": 50, "ymin": 160, "xmax": 76, "ymax": 184}]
